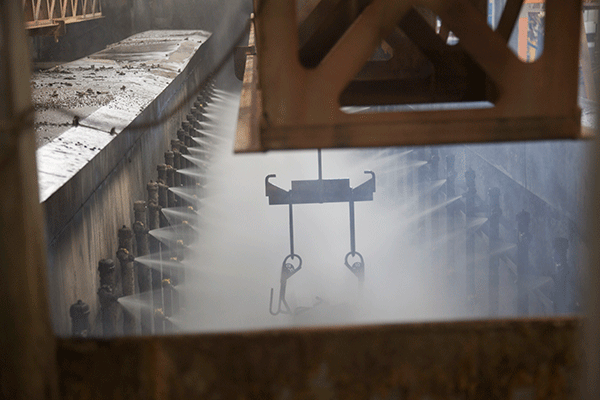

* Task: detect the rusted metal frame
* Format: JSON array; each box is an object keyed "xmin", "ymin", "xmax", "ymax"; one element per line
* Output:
[
  {"xmin": 395, "ymin": 7, "xmax": 488, "ymax": 103},
  {"xmin": 235, "ymin": 21, "xmax": 262, "ymax": 152},
  {"xmin": 0, "ymin": 1, "xmax": 59, "ymax": 397},
  {"xmin": 580, "ymin": 18, "xmax": 597, "ymax": 102},
  {"xmin": 82, "ymin": 0, "xmax": 87, "ymax": 17},
  {"xmin": 55, "ymin": 317, "xmax": 581, "ymax": 399},
  {"xmin": 49, "ymin": 0, "xmax": 56, "ymax": 21},
  {"xmin": 298, "ymin": 0, "xmax": 371, "ymax": 68},
  {"xmin": 246, "ymin": 0, "xmax": 582, "ymax": 152},
  {"xmin": 496, "ymin": 0, "xmax": 524, "ymax": 41},
  {"xmin": 34, "ymin": 0, "xmax": 41, "ymax": 21}
]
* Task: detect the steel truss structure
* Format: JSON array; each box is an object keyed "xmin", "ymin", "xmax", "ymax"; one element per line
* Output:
[
  {"xmin": 236, "ymin": 0, "xmax": 583, "ymax": 151},
  {"xmin": 23, "ymin": 0, "xmax": 102, "ymax": 36}
]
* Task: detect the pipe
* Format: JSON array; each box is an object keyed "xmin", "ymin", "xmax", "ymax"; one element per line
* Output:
[
  {"xmin": 172, "ymin": 148, "xmax": 182, "ymax": 189},
  {"xmin": 98, "ymin": 259, "xmax": 118, "ymax": 336},
  {"xmin": 446, "ymin": 155, "xmax": 457, "ymax": 291},
  {"xmin": 166, "ymin": 166, "xmax": 176, "ymax": 208},
  {"xmin": 157, "ymin": 163, "xmax": 167, "ymax": 185},
  {"xmin": 133, "ymin": 201, "xmax": 152, "ymax": 334},
  {"xmin": 69, "ymin": 299, "xmax": 90, "ymax": 338},
  {"xmin": 516, "ymin": 209, "xmax": 531, "ymax": 315},
  {"xmin": 429, "ymin": 148, "xmax": 441, "ymax": 270},
  {"xmin": 465, "ymin": 168, "xmax": 477, "ymax": 313},
  {"xmin": 488, "ymin": 187, "xmax": 502, "ymax": 316},
  {"xmin": 117, "ymin": 225, "xmax": 136, "ymax": 335},
  {"xmin": 158, "ymin": 182, "xmax": 169, "ymax": 228},
  {"xmin": 553, "ymin": 237, "xmax": 569, "ymax": 313},
  {"xmin": 147, "ymin": 181, "xmax": 163, "ymax": 334}
]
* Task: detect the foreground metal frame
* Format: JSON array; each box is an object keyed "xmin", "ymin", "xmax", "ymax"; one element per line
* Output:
[
  {"xmin": 236, "ymin": 0, "xmax": 583, "ymax": 151},
  {"xmin": 57, "ymin": 317, "xmax": 580, "ymax": 399},
  {"xmin": 0, "ymin": 0, "xmax": 592, "ymax": 398}
]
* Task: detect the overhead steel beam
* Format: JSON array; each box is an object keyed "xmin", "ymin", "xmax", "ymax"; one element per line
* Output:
[
  {"xmin": 236, "ymin": 0, "xmax": 583, "ymax": 152},
  {"xmin": 22, "ymin": 0, "xmax": 102, "ymax": 36}
]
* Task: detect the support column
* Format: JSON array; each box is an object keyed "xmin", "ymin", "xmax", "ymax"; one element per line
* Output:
[
  {"xmin": 465, "ymin": 168, "xmax": 477, "ymax": 313},
  {"xmin": 488, "ymin": 187, "xmax": 502, "ymax": 316},
  {"xmin": 553, "ymin": 237, "xmax": 569, "ymax": 314},
  {"xmin": 446, "ymin": 155, "xmax": 458, "ymax": 290},
  {"xmin": 516, "ymin": 209, "xmax": 532, "ymax": 315}
]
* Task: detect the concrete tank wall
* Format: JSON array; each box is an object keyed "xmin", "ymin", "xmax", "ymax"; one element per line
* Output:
[{"xmin": 41, "ymin": 32, "xmax": 222, "ymax": 335}]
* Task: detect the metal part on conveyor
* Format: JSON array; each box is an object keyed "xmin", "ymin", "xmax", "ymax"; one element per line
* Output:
[
  {"xmin": 265, "ymin": 172, "xmax": 376, "ymax": 205},
  {"xmin": 270, "ymin": 254, "xmax": 302, "ymax": 315},
  {"xmin": 267, "ymin": 150, "xmax": 375, "ymax": 314}
]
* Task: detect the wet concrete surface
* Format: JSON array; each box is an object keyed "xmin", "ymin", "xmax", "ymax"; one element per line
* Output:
[
  {"xmin": 32, "ymin": 30, "xmax": 209, "ymax": 147},
  {"xmin": 34, "ymin": 30, "xmax": 210, "ymax": 202}
]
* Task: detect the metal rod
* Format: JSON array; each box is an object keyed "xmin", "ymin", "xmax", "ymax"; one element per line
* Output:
[
  {"xmin": 488, "ymin": 187, "xmax": 501, "ymax": 316},
  {"xmin": 117, "ymin": 225, "xmax": 136, "ymax": 335},
  {"xmin": 318, "ymin": 148, "xmax": 322, "ymax": 181},
  {"xmin": 349, "ymin": 199, "xmax": 356, "ymax": 255},
  {"xmin": 289, "ymin": 203, "xmax": 294, "ymax": 256},
  {"xmin": 133, "ymin": 201, "xmax": 152, "ymax": 335}
]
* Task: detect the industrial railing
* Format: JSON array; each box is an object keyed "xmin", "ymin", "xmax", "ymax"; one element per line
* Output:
[{"xmin": 23, "ymin": 0, "xmax": 102, "ymax": 36}]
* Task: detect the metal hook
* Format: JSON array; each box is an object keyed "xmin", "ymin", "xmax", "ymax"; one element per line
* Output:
[
  {"xmin": 269, "ymin": 254, "xmax": 302, "ymax": 316},
  {"xmin": 344, "ymin": 251, "xmax": 365, "ymax": 282}
]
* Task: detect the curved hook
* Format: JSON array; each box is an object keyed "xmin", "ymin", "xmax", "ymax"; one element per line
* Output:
[
  {"xmin": 265, "ymin": 174, "xmax": 277, "ymax": 185},
  {"xmin": 344, "ymin": 251, "xmax": 365, "ymax": 282},
  {"xmin": 269, "ymin": 254, "xmax": 302, "ymax": 316}
]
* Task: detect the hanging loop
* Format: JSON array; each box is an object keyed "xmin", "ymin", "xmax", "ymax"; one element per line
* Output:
[{"xmin": 344, "ymin": 251, "xmax": 365, "ymax": 282}]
